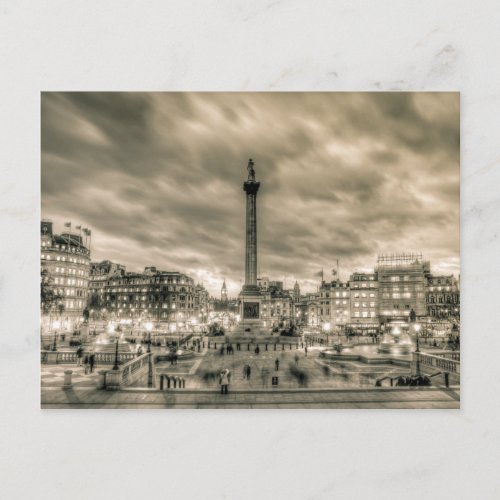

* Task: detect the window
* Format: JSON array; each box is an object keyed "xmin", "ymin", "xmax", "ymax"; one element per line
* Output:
[
  {"xmin": 354, "ymin": 312, "xmax": 360, "ymax": 318},
  {"xmin": 361, "ymin": 292, "xmax": 367, "ymax": 298},
  {"xmin": 362, "ymin": 311, "xmax": 368, "ymax": 318},
  {"xmin": 390, "ymin": 276, "xmax": 400, "ymax": 282},
  {"xmin": 354, "ymin": 302, "xmax": 359, "ymax": 308},
  {"xmin": 354, "ymin": 293, "xmax": 359, "ymax": 298},
  {"xmin": 393, "ymin": 293, "xmax": 400, "ymax": 299},
  {"xmin": 370, "ymin": 302, "xmax": 375, "ymax": 307},
  {"xmin": 369, "ymin": 293, "xmax": 375, "ymax": 298}
]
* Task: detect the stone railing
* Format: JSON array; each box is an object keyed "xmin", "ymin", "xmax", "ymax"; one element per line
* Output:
[
  {"xmin": 104, "ymin": 353, "xmax": 152, "ymax": 390},
  {"xmin": 41, "ymin": 350, "xmax": 137, "ymax": 365},
  {"xmin": 414, "ymin": 352, "xmax": 460, "ymax": 375},
  {"xmin": 432, "ymin": 351, "xmax": 460, "ymax": 361}
]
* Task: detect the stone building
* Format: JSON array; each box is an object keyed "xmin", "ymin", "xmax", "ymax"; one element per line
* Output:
[
  {"xmin": 426, "ymin": 274, "xmax": 460, "ymax": 319},
  {"xmin": 258, "ymin": 280, "xmax": 294, "ymax": 329},
  {"xmin": 376, "ymin": 253, "xmax": 429, "ymax": 323},
  {"xmin": 94, "ymin": 266, "xmax": 208, "ymax": 330},
  {"xmin": 348, "ymin": 272, "xmax": 379, "ymax": 328},
  {"xmin": 88, "ymin": 260, "xmax": 126, "ymax": 315},
  {"xmin": 40, "ymin": 220, "xmax": 91, "ymax": 332},
  {"xmin": 316, "ymin": 280, "xmax": 350, "ymax": 329}
]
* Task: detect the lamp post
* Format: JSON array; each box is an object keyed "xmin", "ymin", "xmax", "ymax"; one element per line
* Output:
[
  {"xmin": 414, "ymin": 323, "xmax": 421, "ymax": 376},
  {"xmin": 52, "ymin": 320, "xmax": 60, "ymax": 351},
  {"xmin": 107, "ymin": 323, "xmax": 119, "ymax": 371},
  {"xmin": 145, "ymin": 322, "xmax": 153, "ymax": 353}
]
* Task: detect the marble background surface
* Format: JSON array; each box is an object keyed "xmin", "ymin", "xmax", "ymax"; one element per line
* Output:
[{"xmin": 1, "ymin": 1, "xmax": 499, "ymax": 499}]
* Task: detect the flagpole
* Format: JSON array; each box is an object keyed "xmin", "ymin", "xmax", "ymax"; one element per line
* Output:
[{"xmin": 64, "ymin": 222, "xmax": 72, "ymax": 248}]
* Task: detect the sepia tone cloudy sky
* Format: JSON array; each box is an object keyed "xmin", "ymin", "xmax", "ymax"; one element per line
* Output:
[{"xmin": 41, "ymin": 92, "xmax": 460, "ymax": 296}]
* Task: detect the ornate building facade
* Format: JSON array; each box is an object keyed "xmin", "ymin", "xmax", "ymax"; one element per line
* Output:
[
  {"xmin": 426, "ymin": 275, "xmax": 460, "ymax": 319},
  {"xmin": 89, "ymin": 265, "xmax": 209, "ymax": 330},
  {"xmin": 40, "ymin": 220, "xmax": 91, "ymax": 332}
]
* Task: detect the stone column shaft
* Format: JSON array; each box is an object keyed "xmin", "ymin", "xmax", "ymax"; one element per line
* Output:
[{"xmin": 243, "ymin": 180, "xmax": 260, "ymax": 290}]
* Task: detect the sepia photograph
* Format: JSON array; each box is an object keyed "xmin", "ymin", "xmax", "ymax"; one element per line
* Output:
[{"xmin": 40, "ymin": 92, "xmax": 460, "ymax": 409}]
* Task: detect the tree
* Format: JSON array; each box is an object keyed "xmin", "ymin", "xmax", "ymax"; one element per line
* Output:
[{"xmin": 41, "ymin": 268, "xmax": 62, "ymax": 315}]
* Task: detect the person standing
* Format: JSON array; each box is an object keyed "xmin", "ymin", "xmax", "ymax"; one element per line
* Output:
[
  {"xmin": 246, "ymin": 365, "xmax": 251, "ymax": 380},
  {"xmin": 294, "ymin": 353, "xmax": 299, "ymax": 366},
  {"xmin": 275, "ymin": 358, "xmax": 280, "ymax": 371},
  {"xmin": 84, "ymin": 353, "xmax": 90, "ymax": 374},
  {"xmin": 89, "ymin": 351, "xmax": 96, "ymax": 373},
  {"xmin": 305, "ymin": 345, "xmax": 308, "ymax": 357},
  {"xmin": 219, "ymin": 369, "xmax": 230, "ymax": 394},
  {"xmin": 76, "ymin": 346, "xmax": 84, "ymax": 366}
]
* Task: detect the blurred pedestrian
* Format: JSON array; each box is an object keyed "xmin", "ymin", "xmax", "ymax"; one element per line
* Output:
[
  {"xmin": 76, "ymin": 346, "xmax": 83, "ymax": 366},
  {"xmin": 275, "ymin": 358, "xmax": 280, "ymax": 371},
  {"xmin": 219, "ymin": 369, "xmax": 230, "ymax": 394},
  {"xmin": 294, "ymin": 354, "xmax": 299, "ymax": 366},
  {"xmin": 89, "ymin": 352, "xmax": 96, "ymax": 373},
  {"xmin": 84, "ymin": 354, "xmax": 90, "ymax": 374},
  {"xmin": 246, "ymin": 365, "xmax": 251, "ymax": 380},
  {"xmin": 304, "ymin": 346, "xmax": 308, "ymax": 357}
]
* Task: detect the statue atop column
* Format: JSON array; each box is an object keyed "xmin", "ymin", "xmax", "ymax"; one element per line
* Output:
[{"xmin": 247, "ymin": 158, "xmax": 256, "ymax": 181}]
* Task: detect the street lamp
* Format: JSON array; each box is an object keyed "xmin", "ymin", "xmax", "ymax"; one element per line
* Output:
[
  {"xmin": 414, "ymin": 323, "xmax": 421, "ymax": 376},
  {"xmin": 145, "ymin": 321, "xmax": 153, "ymax": 353},
  {"xmin": 52, "ymin": 320, "xmax": 60, "ymax": 351},
  {"xmin": 109, "ymin": 323, "xmax": 119, "ymax": 370},
  {"xmin": 414, "ymin": 323, "xmax": 421, "ymax": 353}
]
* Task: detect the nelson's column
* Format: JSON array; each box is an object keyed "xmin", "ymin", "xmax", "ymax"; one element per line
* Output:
[{"xmin": 235, "ymin": 158, "xmax": 265, "ymax": 336}]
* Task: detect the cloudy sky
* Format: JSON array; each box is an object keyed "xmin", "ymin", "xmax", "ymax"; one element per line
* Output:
[{"xmin": 41, "ymin": 92, "xmax": 459, "ymax": 297}]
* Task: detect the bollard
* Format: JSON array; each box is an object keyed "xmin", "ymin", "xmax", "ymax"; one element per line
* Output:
[
  {"xmin": 247, "ymin": 344, "xmax": 250, "ymax": 351},
  {"xmin": 182, "ymin": 378, "xmax": 186, "ymax": 388},
  {"xmin": 97, "ymin": 370, "xmax": 106, "ymax": 390},
  {"xmin": 444, "ymin": 372, "xmax": 449, "ymax": 388},
  {"xmin": 265, "ymin": 344, "xmax": 268, "ymax": 351},
  {"xmin": 282, "ymin": 344, "xmax": 284, "ymax": 351},
  {"xmin": 63, "ymin": 370, "xmax": 73, "ymax": 389},
  {"xmin": 215, "ymin": 343, "xmax": 217, "ymax": 349}
]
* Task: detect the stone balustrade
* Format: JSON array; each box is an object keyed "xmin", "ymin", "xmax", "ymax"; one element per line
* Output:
[
  {"xmin": 104, "ymin": 353, "xmax": 152, "ymax": 390},
  {"xmin": 415, "ymin": 352, "xmax": 460, "ymax": 374},
  {"xmin": 40, "ymin": 350, "xmax": 137, "ymax": 365},
  {"xmin": 432, "ymin": 350, "xmax": 460, "ymax": 361}
]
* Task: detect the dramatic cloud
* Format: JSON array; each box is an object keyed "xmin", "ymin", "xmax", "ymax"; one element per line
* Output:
[{"xmin": 41, "ymin": 92, "xmax": 460, "ymax": 296}]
